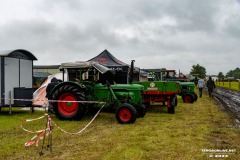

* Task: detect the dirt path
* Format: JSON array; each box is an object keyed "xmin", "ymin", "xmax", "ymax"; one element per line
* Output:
[{"xmin": 213, "ymin": 87, "xmax": 240, "ymax": 125}]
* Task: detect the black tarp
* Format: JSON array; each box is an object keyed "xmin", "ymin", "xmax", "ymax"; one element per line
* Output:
[{"xmin": 88, "ymin": 49, "xmax": 130, "ymax": 84}]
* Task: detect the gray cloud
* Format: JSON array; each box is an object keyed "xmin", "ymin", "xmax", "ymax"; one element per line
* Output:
[{"xmin": 0, "ymin": 0, "xmax": 240, "ymax": 75}]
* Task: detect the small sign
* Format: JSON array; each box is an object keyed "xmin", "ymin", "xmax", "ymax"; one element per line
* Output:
[{"xmin": 147, "ymin": 87, "xmax": 158, "ymax": 90}]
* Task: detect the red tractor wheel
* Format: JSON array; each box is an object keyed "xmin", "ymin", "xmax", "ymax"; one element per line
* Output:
[
  {"xmin": 182, "ymin": 93, "xmax": 194, "ymax": 103},
  {"xmin": 52, "ymin": 85, "xmax": 86, "ymax": 120},
  {"xmin": 116, "ymin": 103, "xmax": 137, "ymax": 124}
]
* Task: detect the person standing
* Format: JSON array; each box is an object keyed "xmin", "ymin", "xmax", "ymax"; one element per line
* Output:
[
  {"xmin": 207, "ymin": 77, "xmax": 216, "ymax": 97},
  {"xmin": 46, "ymin": 77, "xmax": 60, "ymax": 113},
  {"xmin": 197, "ymin": 78, "xmax": 205, "ymax": 98}
]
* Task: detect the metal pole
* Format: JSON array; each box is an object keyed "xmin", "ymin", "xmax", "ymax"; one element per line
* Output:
[{"xmin": 9, "ymin": 91, "xmax": 12, "ymax": 115}]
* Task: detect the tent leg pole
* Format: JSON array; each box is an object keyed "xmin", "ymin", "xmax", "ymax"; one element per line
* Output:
[{"xmin": 31, "ymin": 106, "xmax": 34, "ymax": 113}]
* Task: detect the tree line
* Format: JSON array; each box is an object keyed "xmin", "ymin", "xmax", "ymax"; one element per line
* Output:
[
  {"xmin": 219, "ymin": 67, "xmax": 240, "ymax": 80},
  {"xmin": 189, "ymin": 64, "xmax": 240, "ymax": 80}
]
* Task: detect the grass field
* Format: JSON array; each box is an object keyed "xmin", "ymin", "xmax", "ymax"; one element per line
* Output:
[
  {"xmin": 0, "ymin": 91, "xmax": 239, "ymax": 160},
  {"xmin": 216, "ymin": 81, "xmax": 240, "ymax": 92}
]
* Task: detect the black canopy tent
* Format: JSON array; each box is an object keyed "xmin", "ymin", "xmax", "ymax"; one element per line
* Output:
[{"xmin": 88, "ymin": 49, "xmax": 132, "ymax": 84}]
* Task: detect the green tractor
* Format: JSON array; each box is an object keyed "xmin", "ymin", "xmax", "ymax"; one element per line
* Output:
[
  {"xmin": 178, "ymin": 82, "xmax": 198, "ymax": 103},
  {"xmin": 48, "ymin": 61, "xmax": 146, "ymax": 124}
]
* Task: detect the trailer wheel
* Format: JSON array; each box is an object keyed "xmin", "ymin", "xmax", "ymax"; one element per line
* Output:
[
  {"xmin": 137, "ymin": 104, "xmax": 146, "ymax": 118},
  {"xmin": 182, "ymin": 93, "xmax": 194, "ymax": 103},
  {"xmin": 168, "ymin": 96, "xmax": 175, "ymax": 114},
  {"xmin": 52, "ymin": 85, "xmax": 86, "ymax": 120},
  {"xmin": 175, "ymin": 94, "xmax": 178, "ymax": 107},
  {"xmin": 116, "ymin": 103, "xmax": 137, "ymax": 124},
  {"xmin": 192, "ymin": 92, "xmax": 198, "ymax": 101},
  {"xmin": 144, "ymin": 101, "xmax": 150, "ymax": 107}
]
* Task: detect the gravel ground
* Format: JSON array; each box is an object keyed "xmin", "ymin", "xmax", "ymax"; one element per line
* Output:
[{"xmin": 213, "ymin": 87, "xmax": 240, "ymax": 126}]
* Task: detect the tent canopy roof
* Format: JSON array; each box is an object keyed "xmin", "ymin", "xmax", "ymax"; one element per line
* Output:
[{"xmin": 88, "ymin": 49, "xmax": 129, "ymax": 67}]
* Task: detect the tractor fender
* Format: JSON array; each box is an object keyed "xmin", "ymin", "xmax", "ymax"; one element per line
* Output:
[{"xmin": 50, "ymin": 81, "xmax": 86, "ymax": 98}]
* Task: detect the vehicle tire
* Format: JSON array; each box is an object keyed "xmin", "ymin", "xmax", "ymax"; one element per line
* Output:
[
  {"xmin": 116, "ymin": 103, "xmax": 137, "ymax": 124},
  {"xmin": 52, "ymin": 84, "xmax": 86, "ymax": 120},
  {"xmin": 144, "ymin": 101, "xmax": 150, "ymax": 107},
  {"xmin": 168, "ymin": 96, "xmax": 175, "ymax": 114},
  {"xmin": 192, "ymin": 92, "xmax": 198, "ymax": 101},
  {"xmin": 137, "ymin": 104, "xmax": 146, "ymax": 118},
  {"xmin": 175, "ymin": 94, "xmax": 178, "ymax": 107},
  {"xmin": 182, "ymin": 93, "xmax": 194, "ymax": 103}
]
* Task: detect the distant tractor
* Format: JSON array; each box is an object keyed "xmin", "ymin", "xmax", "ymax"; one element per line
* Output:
[
  {"xmin": 162, "ymin": 70, "xmax": 197, "ymax": 103},
  {"xmin": 178, "ymin": 82, "xmax": 198, "ymax": 103},
  {"xmin": 48, "ymin": 61, "xmax": 146, "ymax": 124}
]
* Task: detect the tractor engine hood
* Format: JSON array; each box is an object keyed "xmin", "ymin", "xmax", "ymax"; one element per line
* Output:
[{"xmin": 111, "ymin": 84, "xmax": 144, "ymax": 90}]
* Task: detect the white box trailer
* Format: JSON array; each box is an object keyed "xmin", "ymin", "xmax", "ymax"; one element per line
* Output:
[{"xmin": 0, "ymin": 49, "xmax": 37, "ymax": 107}]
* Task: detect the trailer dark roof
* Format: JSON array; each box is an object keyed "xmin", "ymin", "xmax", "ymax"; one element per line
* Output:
[
  {"xmin": 0, "ymin": 49, "xmax": 37, "ymax": 60},
  {"xmin": 88, "ymin": 49, "xmax": 129, "ymax": 67}
]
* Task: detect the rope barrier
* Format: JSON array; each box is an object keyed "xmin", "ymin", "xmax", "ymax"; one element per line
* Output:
[
  {"xmin": 2, "ymin": 96, "xmax": 106, "ymax": 155},
  {"xmin": 1, "ymin": 97, "xmax": 106, "ymax": 104},
  {"xmin": 20, "ymin": 100, "xmax": 106, "ymax": 148}
]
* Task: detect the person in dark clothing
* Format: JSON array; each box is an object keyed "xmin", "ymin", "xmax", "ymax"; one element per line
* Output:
[
  {"xmin": 207, "ymin": 77, "xmax": 215, "ymax": 97},
  {"xmin": 46, "ymin": 77, "xmax": 59, "ymax": 113},
  {"xmin": 46, "ymin": 77, "xmax": 59, "ymax": 99}
]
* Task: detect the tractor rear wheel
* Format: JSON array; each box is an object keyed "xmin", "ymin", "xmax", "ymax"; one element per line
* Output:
[
  {"xmin": 52, "ymin": 85, "xmax": 86, "ymax": 120},
  {"xmin": 116, "ymin": 103, "xmax": 137, "ymax": 124},
  {"xmin": 182, "ymin": 93, "xmax": 194, "ymax": 103}
]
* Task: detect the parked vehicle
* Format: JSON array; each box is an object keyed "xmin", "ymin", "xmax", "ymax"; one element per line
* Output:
[
  {"xmin": 133, "ymin": 81, "xmax": 178, "ymax": 114},
  {"xmin": 47, "ymin": 61, "xmax": 146, "ymax": 124},
  {"xmin": 178, "ymin": 82, "xmax": 198, "ymax": 103},
  {"xmin": 142, "ymin": 69, "xmax": 197, "ymax": 103}
]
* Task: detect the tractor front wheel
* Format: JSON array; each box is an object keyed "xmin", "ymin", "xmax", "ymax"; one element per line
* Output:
[
  {"xmin": 116, "ymin": 103, "xmax": 137, "ymax": 124},
  {"xmin": 182, "ymin": 93, "xmax": 194, "ymax": 103}
]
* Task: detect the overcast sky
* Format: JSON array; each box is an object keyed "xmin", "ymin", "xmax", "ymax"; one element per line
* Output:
[{"xmin": 1, "ymin": 0, "xmax": 240, "ymax": 75}]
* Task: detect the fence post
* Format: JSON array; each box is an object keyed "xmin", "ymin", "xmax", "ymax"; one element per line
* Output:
[{"xmin": 239, "ymin": 81, "xmax": 240, "ymax": 90}]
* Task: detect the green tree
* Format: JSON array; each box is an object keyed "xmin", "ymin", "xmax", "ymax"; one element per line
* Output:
[
  {"xmin": 217, "ymin": 72, "xmax": 224, "ymax": 80},
  {"xmin": 226, "ymin": 67, "xmax": 240, "ymax": 79},
  {"xmin": 190, "ymin": 64, "xmax": 206, "ymax": 78}
]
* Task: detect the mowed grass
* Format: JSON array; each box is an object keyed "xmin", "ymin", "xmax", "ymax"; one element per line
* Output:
[
  {"xmin": 0, "ymin": 91, "xmax": 239, "ymax": 160},
  {"xmin": 216, "ymin": 81, "xmax": 240, "ymax": 92}
]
